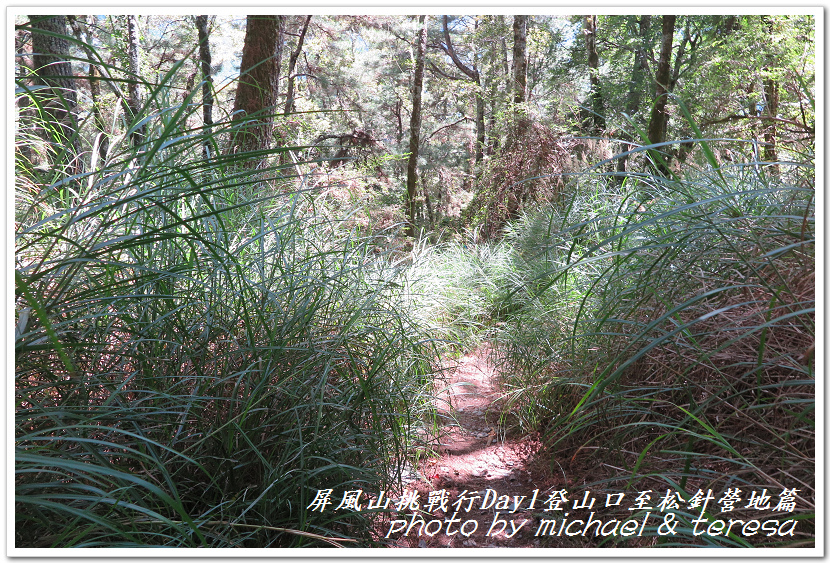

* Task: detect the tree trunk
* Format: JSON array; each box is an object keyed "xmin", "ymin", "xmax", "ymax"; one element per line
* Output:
[
  {"xmin": 762, "ymin": 16, "xmax": 780, "ymax": 173},
  {"xmin": 278, "ymin": 15, "xmax": 311, "ymax": 166},
  {"xmin": 66, "ymin": 16, "xmax": 110, "ymax": 166},
  {"xmin": 499, "ymin": 15, "xmax": 531, "ymax": 221},
  {"xmin": 472, "ymin": 22, "xmax": 485, "ymax": 165},
  {"xmin": 763, "ymin": 76, "xmax": 780, "ymax": 168},
  {"xmin": 485, "ymin": 17, "xmax": 504, "ymax": 157},
  {"xmin": 583, "ymin": 15, "xmax": 605, "ymax": 135},
  {"xmin": 669, "ymin": 20, "xmax": 691, "ymax": 94},
  {"xmin": 126, "ymin": 15, "xmax": 145, "ymax": 148},
  {"xmin": 424, "ymin": 181, "xmax": 434, "ymax": 226},
  {"xmin": 66, "ymin": 15, "xmax": 126, "ymax": 101},
  {"xmin": 29, "ymin": 15, "xmax": 77, "ymax": 110},
  {"xmin": 28, "ymin": 15, "xmax": 79, "ymax": 167},
  {"xmin": 719, "ymin": 16, "xmax": 737, "ymax": 36},
  {"xmin": 646, "ymin": 15, "xmax": 676, "ymax": 173},
  {"xmin": 625, "ymin": 16, "xmax": 651, "ymax": 119},
  {"xmin": 475, "ymin": 85, "xmax": 485, "ymax": 163},
  {"xmin": 512, "ymin": 15, "xmax": 529, "ymax": 138},
  {"xmin": 441, "ymin": 15, "xmax": 484, "ymax": 172},
  {"xmin": 230, "ymin": 15, "xmax": 282, "ymax": 159},
  {"xmin": 89, "ymin": 64, "xmax": 108, "ymax": 164},
  {"xmin": 501, "ymin": 34, "xmax": 510, "ymax": 99},
  {"xmin": 195, "ymin": 15, "xmax": 214, "ymax": 160},
  {"xmin": 284, "ymin": 15, "xmax": 312, "ymax": 115},
  {"xmin": 486, "ymin": 72, "xmax": 498, "ymax": 156},
  {"xmin": 392, "ymin": 98, "xmax": 405, "ymax": 176},
  {"xmin": 616, "ymin": 15, "xmax": 651, "ymax": 178},
  {"xmin": 405, "ymin": 15, "xmax": 427, "ymax": 238}
]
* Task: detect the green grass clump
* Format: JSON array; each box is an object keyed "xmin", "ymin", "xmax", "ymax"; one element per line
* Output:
[
  {"xmin": 493, "ymin": 153, "xmax": 814, "ymax": 546},
  {"xmin": 15, "ymin": 52, "xmax": 435, "ymax": 548},
  {"xmin": 403, "ymin": 232, "xmax": 538, "ymax": 352}
]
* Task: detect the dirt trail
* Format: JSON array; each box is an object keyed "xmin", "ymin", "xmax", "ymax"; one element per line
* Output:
[{"xmin": 390, "ymin": 346, "xmax": 559, "ymax": 548}]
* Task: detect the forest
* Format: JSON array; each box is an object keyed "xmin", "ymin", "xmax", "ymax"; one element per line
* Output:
[{"xmin": 14, "ymin": 13, "xmax": 816, "ymax": 549}]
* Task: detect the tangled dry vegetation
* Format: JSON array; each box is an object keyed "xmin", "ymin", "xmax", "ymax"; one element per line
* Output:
[{"xmin": 466, "ymin": 122, "xmax": 593, "ymax": 238}]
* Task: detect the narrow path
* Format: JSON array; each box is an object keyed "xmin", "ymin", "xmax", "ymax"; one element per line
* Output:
[{"xmin": 391, "ymin": 346, "xmax": 559, "ymax": 548}]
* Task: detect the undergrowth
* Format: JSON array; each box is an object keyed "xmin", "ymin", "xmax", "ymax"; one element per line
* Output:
[
  {"xmin": 15, "ymin": 22, "xmax": 816, "ymax": 550},
  {"xmin": 492, "ymin": 153, "xmax": 815, "ymax": 547},
  {"xmin": 404, "ymin": 137, "xmax": 815, "ymax": 547},
  {"xmin": 15, "ymin": 44, "xmax": 435, "ymax": 548}
]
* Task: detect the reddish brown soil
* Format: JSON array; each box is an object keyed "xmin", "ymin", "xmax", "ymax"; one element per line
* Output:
[{"xmin": 387, "ymin": 346, "xmax": 562, "ymax": 548}]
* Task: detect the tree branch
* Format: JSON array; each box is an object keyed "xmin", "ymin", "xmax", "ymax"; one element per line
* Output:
[
  {"xmin": 426, "ymin": 59, "xmax": 466, "ymax": 81},
  {"xmin": 66, "ymin": 15, "xmax": 127, "ymax": 102},
  {"xmin": 441, "ymin": 15, "xmax": 478, "ymax": 81},
  {"xmin": 284, "ymin": 15, "xmax": 311, "ymax": 114},
  {"xmin": 423, "ymin": 116, "xmax": 472, "ymax": 144},
  {"xmin": 701, "ymin": 113, "xmax": 814, "ymax": 134}
]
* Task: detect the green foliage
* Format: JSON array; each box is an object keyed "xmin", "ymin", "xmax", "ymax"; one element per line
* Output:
[
  {"xmin": 15, "ymin": 36, "xmax": 435, "ymax": 547},
  {"xmin": 15, "ymin": 13, "xmax": 817, "ymax": 550},
  {"xmin": 492, "ymin": 149, "xmax": 814, "ymax": 546},
  {"xmin": 404, "ymin": 236, "xmax": 523, "ymax": 349}
]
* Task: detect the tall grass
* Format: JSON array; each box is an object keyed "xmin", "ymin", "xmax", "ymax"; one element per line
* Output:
[
  {"xmin": 15, "ymin": 35, "xmax": 435, "ymax": 548},
  {"xmin": 494, "ymin": 149, "xmax": 815, "ymax": 546},
  {"xmin": 402, "ymin": 237, "xmax": 527, "ymax": 350}
]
